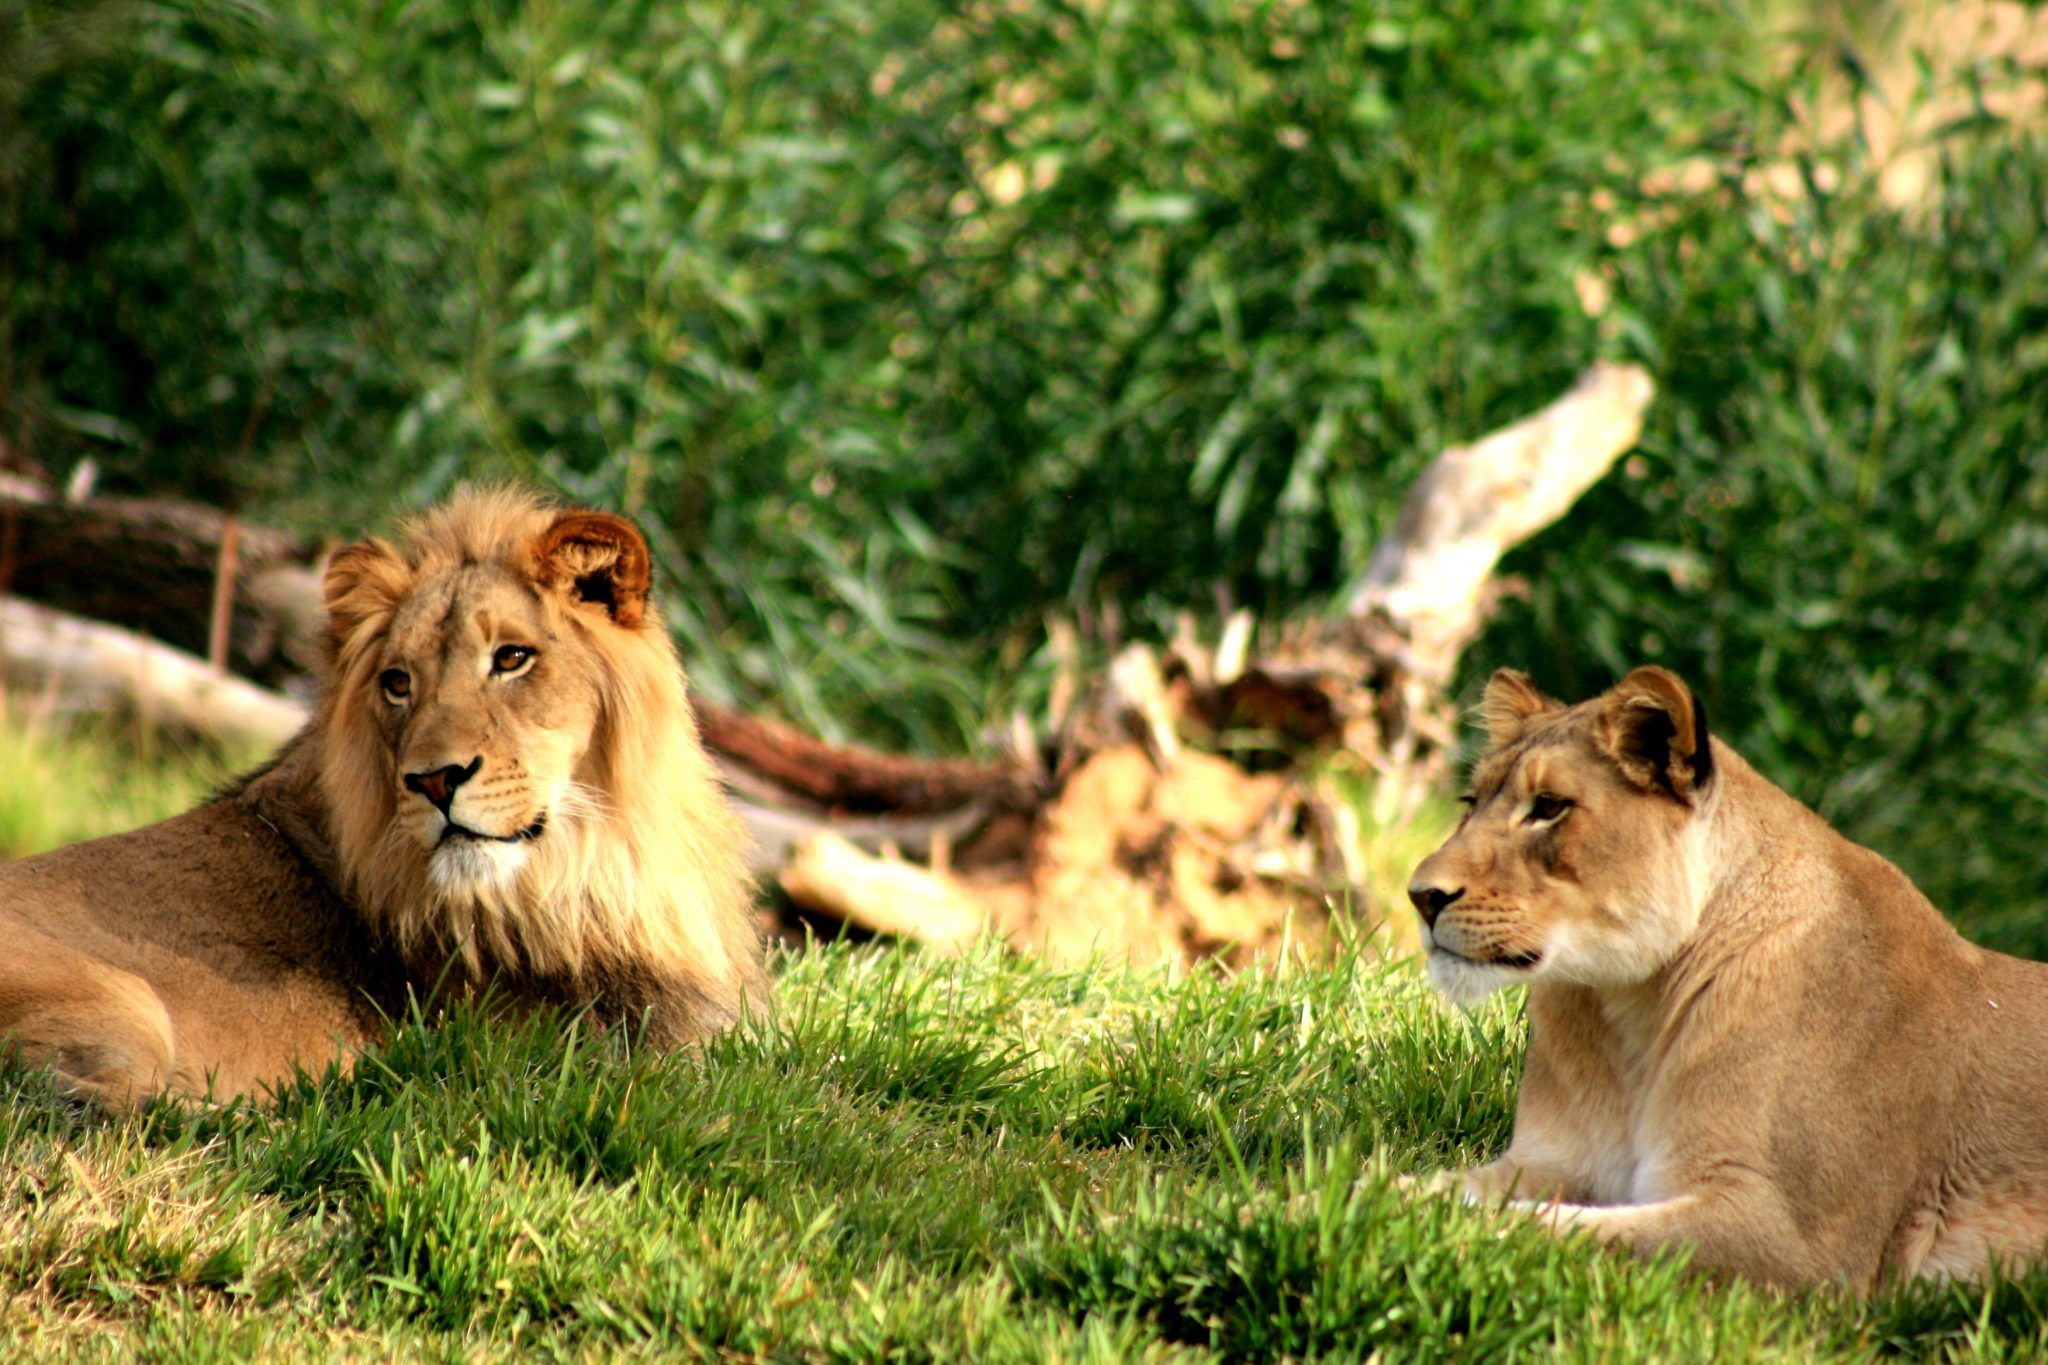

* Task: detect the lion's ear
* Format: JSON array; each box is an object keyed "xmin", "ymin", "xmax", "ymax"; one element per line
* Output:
[
  {"xmin": 534, "ymin": 511, "xmax": 653, "ymax": 628},
  {"xmin": 1477, "ymin": 669, "xmax": 1558, "ymax": 748},
  {"xmin": 322, "ymin": 538, "xmax": 412, "ymax": 655},
  {"xmin": 1598, "ymin": 666, "xmax": 1713, "ymax": 802}
]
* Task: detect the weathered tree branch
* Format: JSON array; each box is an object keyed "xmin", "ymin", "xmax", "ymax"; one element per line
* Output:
[
  {"xmin": 693, "ymin": 700, "xmax": 1026, "ymax": 815},
  {"xmin": 778, "ymin": 831, "xmax": 988, "ymax": 953},
  {"xmin": 0, "ymin": 595, "xmax": 308, "ymax": 750},
  {"xmin": 3, "ymin": 366, "xmax": 1654, "ymax": 964},
  {"xmin": 1347, "ymin": 360, "xmax": 1654, "ymax": 683}
]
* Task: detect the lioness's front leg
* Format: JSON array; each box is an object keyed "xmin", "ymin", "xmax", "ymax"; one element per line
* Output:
[
  {"xmin": 1510, "ymin": 1183, "xmax": 1833, "ymax": 1288},
  {"xmin": 1404, "ymin": 1153, "xmax": 1586, "ymax": 1205}
]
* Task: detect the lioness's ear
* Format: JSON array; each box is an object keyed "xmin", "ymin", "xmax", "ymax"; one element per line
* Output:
[
  {"xmin": 322, "ymin": 538, "xmax": 412, "ymax": 656},
  {"xmin": 534, "ymin": 511, "xmax": 653, "ymax": 628},
  {"xmin": 1598, "ymin": 666, "xmax": 1714, "ymax": 801},
  {"xmin": 1478, "ymin": 669, "xmax": 1558, "ymax": 748}
]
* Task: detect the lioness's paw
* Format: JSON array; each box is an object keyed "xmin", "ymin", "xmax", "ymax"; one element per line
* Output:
[{"xmin": 1395, "ymin": 1169, "xmax": 1467, "ymax": 1199}]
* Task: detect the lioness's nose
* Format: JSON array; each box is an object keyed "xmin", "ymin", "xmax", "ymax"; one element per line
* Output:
[
  {"xmin": 1407, "ymin": 883, "xmax": 1464, "ymax": 929},
  {"xmin": 403, "ymin": 757, "xmax": 482, "ymax": 813}
]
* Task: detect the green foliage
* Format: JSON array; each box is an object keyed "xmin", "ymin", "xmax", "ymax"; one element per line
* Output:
[
  {"xmin": 5, "ymin": 0, "xmax": 2048, "ymax": 948},
  {"xmin": 0, "ymin": 0, "xmax": 1756, "ymax": 745},
  {"xmin": 7, "ymin": 942, "xmax": 2048, "ymax": 1359},
  {"xmin": 1482, "ymin": 122, "xmax": 2048, "ymax": 949}
]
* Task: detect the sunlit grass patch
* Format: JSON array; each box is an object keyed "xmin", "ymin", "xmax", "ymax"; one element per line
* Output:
[
  {"xmin": 0, "ymin": 1104, "xmax": 314, "ymax": 1331},
  {"xmin": 0, "ymin": 942, "xmax": 2040, "ymax": 1359},
  {"xmin": 5, "ymin": 716, "xmax": 2048, "ymax": 1358},
  {"xmin": 0, "ymin": 698, "xmax": 259, "ymax": 859}
]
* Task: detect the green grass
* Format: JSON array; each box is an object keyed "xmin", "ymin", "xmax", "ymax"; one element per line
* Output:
[
  {"xmin": 0, "ymin": 945, "xmax": 2039, "ymax": 1358},
  {"xmin": 5, "ymin": 942, "xmax": 2048, "ymax": 1361},
  {"xmin": 0, "ymin": 700, "xmax": 258, "ymax": 860},
  {"xmin": 8, "ymin": 717, "xmax": 2048, "ymax": 1359}
]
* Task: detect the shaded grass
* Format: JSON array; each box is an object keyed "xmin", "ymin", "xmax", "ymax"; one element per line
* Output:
[{"xmin": 0, "ymin": 942, "xmax": 2046, "ymax": 1360}]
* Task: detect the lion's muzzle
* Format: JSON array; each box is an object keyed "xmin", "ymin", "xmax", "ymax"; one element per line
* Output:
[{"xmin": 403, "ymin": 757, "xmax": 482, "ymax": 813}]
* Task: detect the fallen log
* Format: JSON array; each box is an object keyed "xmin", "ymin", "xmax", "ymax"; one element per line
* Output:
[
  {"xmin": 778, "ymin": 831, "xmax": 988, "ymax": 953},
  {"xmin": 0, "ymin": 595, "xmax": 307, "ymax": 750},
  {"xmin": 694, "ymin": 699, "xmax": 1027, "ymax": 815},
  {"xmin": 3, "ymin": 364, "xmax": 1655, "ymax": 967},
  {"xmin": 0, "ymin": 492, "xmax": 324, "ymax": 683}
]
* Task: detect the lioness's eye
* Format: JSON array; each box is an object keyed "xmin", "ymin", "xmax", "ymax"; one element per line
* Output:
[
  {"xmin": 1457, "ymin": 794, "xmax": 1477, "ymax": 807},
  {"xmin": 379, "ymin": 669, "xmax": 411, "ymax": 703},
  {"xmin": 1526, "ymin": 793, "xmax": 1572, "ymax": 823},
  {"xmin": 492, "ymin": 645, "xmax": 536, "ymax": 675}
]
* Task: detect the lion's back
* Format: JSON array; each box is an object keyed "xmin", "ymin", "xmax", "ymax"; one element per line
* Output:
[{"xmin": 0, "ymin": 799, "xmax": 401, "ymax": 1082}]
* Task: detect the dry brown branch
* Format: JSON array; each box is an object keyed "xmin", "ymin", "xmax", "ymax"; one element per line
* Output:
[{"xmin": 693, "ymin": 698, "xmax": 1026, "ymax": 814}]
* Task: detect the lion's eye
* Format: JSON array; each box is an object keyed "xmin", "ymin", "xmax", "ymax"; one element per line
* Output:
[
  {"xmin": 1457, "ymin": 794, "xmax": 1477, "ymax": 808},
  {"xmin": 1526, "ymin": 793, "xmax": 1573, "ymax": 824},
  {"xmin": 379, "ymin": 669, "xmax": 411, "ymax": 703},
  {"xmin": 492, "ymin": 645, "xmax": 536, "ymax": 675}
]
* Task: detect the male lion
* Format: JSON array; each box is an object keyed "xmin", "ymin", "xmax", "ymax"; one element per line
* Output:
[
  {"xmin": 0, "ymin": 486, "xmax": 768, "ymax": 1105},
  {"xmin": 1406, "ymin": 666, "xmax": 2048, "ymax": 1289}
]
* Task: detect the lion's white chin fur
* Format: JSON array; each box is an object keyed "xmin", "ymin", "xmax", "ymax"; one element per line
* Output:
[{"xmin": 428, "ymin": 837, "xmax": 531, "ymax": 897}]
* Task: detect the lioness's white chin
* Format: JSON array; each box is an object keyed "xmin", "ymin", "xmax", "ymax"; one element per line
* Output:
[
  {"xmin": 1427, "ymin": 948, "xmax": 1539, "ymax": 1006},
  {"xmin": 428, "ymin": 836, "xmax": 531, "ymax": 895}
]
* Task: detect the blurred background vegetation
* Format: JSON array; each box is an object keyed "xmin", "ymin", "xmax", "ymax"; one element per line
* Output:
[{"xmin": 4, "ymin": 0, "xmax": 2048, "ymax": 945}]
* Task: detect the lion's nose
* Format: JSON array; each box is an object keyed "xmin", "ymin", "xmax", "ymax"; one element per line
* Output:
[
  {"xmin": 403, "ymin": 757, "xmax": 482, "ymax": 813},
  {"xmin": 1407, "ymin": 883, "xmax": 1464, "ymax": 929}
]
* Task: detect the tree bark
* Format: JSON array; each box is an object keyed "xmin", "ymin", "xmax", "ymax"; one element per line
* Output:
[{"xmin": 1347, "ymin": 360, "xmax": 1654, "ymax": 683}]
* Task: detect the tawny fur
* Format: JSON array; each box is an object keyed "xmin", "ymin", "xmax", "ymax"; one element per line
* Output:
[
  {"xmin": 1408, "ymin": 666, "xmax": 2048, "ymax": 1290},
  {"xmin": 0, "ymin": 486, "xmax": 768, "ymax": 1106}
]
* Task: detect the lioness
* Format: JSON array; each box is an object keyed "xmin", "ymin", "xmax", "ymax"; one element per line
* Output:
[
  {"xmin": 0, "ymin": 486, "xmax": 768, "ymax": 1105},
  {"xmin": 1406, "ymin": 666, "xmax": 2048, "ymax": 1288}
]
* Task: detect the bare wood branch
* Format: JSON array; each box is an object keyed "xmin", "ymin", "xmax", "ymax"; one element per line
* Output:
[
  {"xmin": 777, "ymin": 830, "xmax": 988, "ymax": 952},
  {"xmin": 730, "ymin": 794, "xmax": 993, "ymax": 878},
  {"xmin": 693, "ymin": 698, "xmax": 1025, "ymax": 815},
  {"xmin": 0, "ymin": 595, "xmax": 309, "ymax": 750},
  {"xmin": 1346, "ymin": 361, "xmax": 1655, "ymax": 682}
]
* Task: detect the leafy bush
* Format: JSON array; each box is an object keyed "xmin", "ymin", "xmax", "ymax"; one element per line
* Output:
[
  {"xmin": 7, "ymin": 0, "xmax": 2048, "ymax": 941},
  {"xmin": 2, "ymin": 0, "xmax": 1755, "ymax": 735}
]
